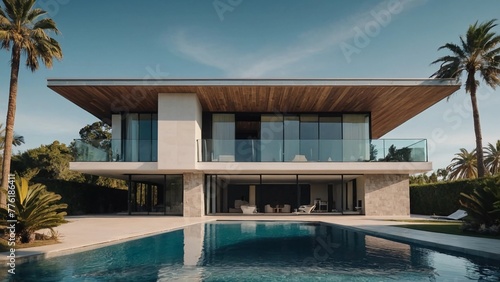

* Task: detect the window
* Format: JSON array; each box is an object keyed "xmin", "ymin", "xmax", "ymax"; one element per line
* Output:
[
  {"xmin": 261, "ymin": 115, "xmax": 284, "ymax": 161},
  {"xmin": 342, "ymin": 114, "xmax": 370, "ymax": 161},
  {"xmin": 212, "ymin": 114, "xmax": 235, "ymax": 161},
  {"xmin": 123, "ymin": 113, "xmax": 157, "ymax": 162}
]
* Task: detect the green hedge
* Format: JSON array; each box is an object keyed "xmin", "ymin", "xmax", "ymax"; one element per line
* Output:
[
  {"xmin": 410, "ymin": 175, "xmax": 500, "ymax": 215},
  {"xmin": 32, "ymin": 178, "xmax": 128, "ymax": 215}
]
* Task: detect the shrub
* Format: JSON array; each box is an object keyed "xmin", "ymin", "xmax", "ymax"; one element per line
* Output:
[
  {"xmin": 459, "ymin": 179, "xmax": 500, "ymax": 234},
  {"xmin": 33, "ymin": 178, "xmax": 128, "ymax": 215},
  {"xmin": 410, "ymin": 175, "xmax": 500, "ymax": 215},
  {"xmin": 0, "ymin": 177, "xmax": 67, "ymax": 243}
]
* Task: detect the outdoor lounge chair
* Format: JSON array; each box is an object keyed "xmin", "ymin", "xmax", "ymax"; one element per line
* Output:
[
  {"xmin": 298, "ymin": 204, "xmax": 316, "ymax": 214},
  {"xmin": 430, "ymin": 209, "xmax": 468, "ymax": 220}
]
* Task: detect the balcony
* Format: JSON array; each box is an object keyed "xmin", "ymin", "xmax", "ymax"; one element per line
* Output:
[
  {"xmin": 197, "ymin": 139, "xmax": 427, "ymax": 162},
  {"xmin": 73, "ymin": 139, "xmax": 157, "ymax": 162}
]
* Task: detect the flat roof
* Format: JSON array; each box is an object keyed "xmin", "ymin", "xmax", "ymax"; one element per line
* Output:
[{"xmin": 47, "ymin": 78, "xmax": 460, "ymax": 138}]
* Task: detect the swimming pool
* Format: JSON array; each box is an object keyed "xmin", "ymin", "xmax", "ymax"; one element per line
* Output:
[{"xmin": 8, "ymin": 221, "xmax": 500, "ymax": 281}]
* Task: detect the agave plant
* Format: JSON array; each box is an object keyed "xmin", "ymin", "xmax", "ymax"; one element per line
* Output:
[
  {"xmin": 460, "ymin": 183, "xmax": 500, "ymax": 228},
  {"xmin": 0, "ymin": 176, "xmax": 67, "ymax": 243}
]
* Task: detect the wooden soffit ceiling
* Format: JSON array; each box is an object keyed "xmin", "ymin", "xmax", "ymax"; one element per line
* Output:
[{"xmin": 47, "ymin": 79, "xmax": 460, "ymax": 138}]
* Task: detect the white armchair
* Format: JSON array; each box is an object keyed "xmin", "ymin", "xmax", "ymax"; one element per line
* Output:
[
  {"xmin": 264, "ymin": 204, "xmax": 274, "ymax": 213},
  {"xmin": 282, "ymin": 204, "xmax": 291, "ymax": 213}
]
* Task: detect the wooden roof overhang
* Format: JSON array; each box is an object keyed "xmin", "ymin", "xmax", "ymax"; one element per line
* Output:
[{"xmin": 47, "ymin": 78, "xmax": 460, "ymax": 138}]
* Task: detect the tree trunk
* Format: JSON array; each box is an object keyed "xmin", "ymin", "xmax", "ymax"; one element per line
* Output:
[
  {"xmin": 1, "ymin": 45, "xmax": 21, "ymax": 208},
  {"xmin": 468, "ymin": 72, "xmax": 486, "ymax": 178}
]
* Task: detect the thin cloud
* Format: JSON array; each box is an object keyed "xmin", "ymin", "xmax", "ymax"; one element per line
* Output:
[{"xmin": 165, "ymin": 0, "xmax": 425, "ymax": 77}]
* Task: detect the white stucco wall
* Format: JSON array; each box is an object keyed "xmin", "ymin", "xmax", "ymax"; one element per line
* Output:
[{"xmin": 157, "ymin": 93, "xmax": 202, "ymax": 171}]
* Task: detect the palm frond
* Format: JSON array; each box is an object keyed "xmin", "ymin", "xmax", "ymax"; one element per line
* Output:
[
  {"xmin": 432, "ymin": 19, "xmax": 500, "ymax": 97},
  {"xmin": 26, "ymin": 7, "xmax": 45, "ymax": 23},
  {"xmin": 0, "ymin": 0, "xmax": 63, "ymax": 71},
  {"xmin": 32, "ymin": 17, "xmax": 59, "ymax": 33},
  {"xmin": 0, "ymin": 176, "xmax": 67, "ymax": 243},
  {"xmin": 484, "ymin": 140, "xmax": 500, "ymax": 175},
  {"xmin": 446, "ymin": 148, "xmax": 478, "ymax": 180},
  {"xmin": 437, "ymin": 42, "xmax": 466, "ymax": 58}
]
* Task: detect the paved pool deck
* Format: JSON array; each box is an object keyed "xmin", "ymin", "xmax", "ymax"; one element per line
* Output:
[{"xmin": 1, "ymin": 214, "xmax": 499, "ymax": 265}]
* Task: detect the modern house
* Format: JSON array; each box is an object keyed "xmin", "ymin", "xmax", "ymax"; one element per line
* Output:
[{"xmin": 47, "ymin": 78, "xmax": 460, "ymax": 217}]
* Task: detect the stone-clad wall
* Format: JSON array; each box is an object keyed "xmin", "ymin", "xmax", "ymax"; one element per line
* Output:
[
  {"xmin": 183, "ymin": 173, "xmax": 205, "ymax": 217},
  {"xmin": 364, "ymin": 174, "xmax": 409, "ymax": 216}
]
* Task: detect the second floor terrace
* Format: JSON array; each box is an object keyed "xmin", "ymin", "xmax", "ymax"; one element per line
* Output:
[{"xmin": 73, "ymin": 138, "xmax": 427, "ymax": 163}]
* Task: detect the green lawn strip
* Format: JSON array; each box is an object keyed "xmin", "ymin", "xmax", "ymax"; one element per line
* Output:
[{"xmin": 393, "ymin": 223, "xmax": 500, "ymax": 240}]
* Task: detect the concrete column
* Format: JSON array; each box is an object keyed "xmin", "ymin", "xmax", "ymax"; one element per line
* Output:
[
  {"xmin": 183, "ymin": 173, "xmax": 205, "ymax": 217},
  {"xmin": 364, "ymin": 174, "xmax": 409, "ymax": 216},
  {"xmin": 249, "ymin": 185, "xmax": 256, "ymax": 205}
]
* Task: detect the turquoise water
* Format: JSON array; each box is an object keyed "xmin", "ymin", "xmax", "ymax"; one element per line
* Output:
[{"xmin": 6, "ymin": 221, "xmax": 500, "ymax": 281}]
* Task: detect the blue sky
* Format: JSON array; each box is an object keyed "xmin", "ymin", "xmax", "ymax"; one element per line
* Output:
[{"xmin": 0, "ymin": 0, "xmax": 499, "ymax": 171}]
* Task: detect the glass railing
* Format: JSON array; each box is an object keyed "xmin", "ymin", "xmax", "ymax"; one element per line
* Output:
[
  {"xmin": 73, "ymin": 139, "xmax": 158, "ymax": 162},
  {"xmin": 197, "ymin": 139, "xmax": 427, "ymax": 162}
]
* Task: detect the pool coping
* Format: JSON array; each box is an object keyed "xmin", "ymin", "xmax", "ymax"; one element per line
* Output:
[
  {"xmin": 1, "ymin": 215, "xmax": 499, "ymax": 266},
  {"xmin": 323, "ymin": 222, "xmax": 500, "ymax": 261}
]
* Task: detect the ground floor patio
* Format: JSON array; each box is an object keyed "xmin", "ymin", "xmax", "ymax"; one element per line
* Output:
[{"xmin": 125, "ymin": 173, "xmax": 411, "ymax": 217}]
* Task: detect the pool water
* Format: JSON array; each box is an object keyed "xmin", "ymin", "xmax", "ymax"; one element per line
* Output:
[{"xmin": 7, "ymin": 221, "xmax": 500, "ymax": 281}]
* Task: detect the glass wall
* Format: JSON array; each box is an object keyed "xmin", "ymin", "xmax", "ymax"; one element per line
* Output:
[
  {"xmin": 128, "ymin": 174, "xmax": 183, "ymax": 215},
  {"xmin": 212, "ymin": 114, "xmax": 235, "ymax": 161},
  {"xmin": 202, "ymin": 113, "xmax": 372, "ymax": 162},
  {"xmin": 204, "ymin": 174, "xmax": 364, "ymax": 215},
  {"xmin": 260, "ymin": 115, "xmax": 284, "ymax": 162},
  {"xmin": 319, "ymin": 116, "xmax": 342, "ymax": 161},
  {"xmin": 342, "ymin": 114, "xmax": 370, "ymax": 161},
  {"xmin": 284, "ymin": 116, "xmax": 299, "ymax": 161},
  {"xmin": 165, "ymin": 175, "xmax": 183, "ymax": 215},
  {"xmin": 125, "ymin": 114, "xmax": 139, "ymax": 161},
  {"xmin": 123, "ymin": 113, "xmax": 158, "ymax": 162},
  {"xmin": 300, "ymin": 115, "xmax": 319, "ymax": 161}
]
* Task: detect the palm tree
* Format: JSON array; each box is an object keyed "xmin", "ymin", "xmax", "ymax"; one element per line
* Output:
[
  {"xmin": 0, "ymin": 123, "xmax": 24, "ymax": 149},
  {"xmin": 431, "ymin": 19, "xmax": 500, "ymax": 178},
  {"xmin": 436, "ymin": 168, "xmax": 449, "ymax": 181},
  {"xmin": 447, "ymin": 148, "xmax": 478, "ymax": 180},
  {"xmin": 0, "ymin": 0, "xmax": 62, "ymax": 207},
  {"xmin": 485, "ymin": 140, "xmax": 500, "ymax": 175}
]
